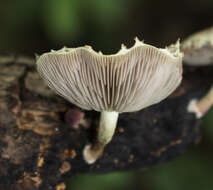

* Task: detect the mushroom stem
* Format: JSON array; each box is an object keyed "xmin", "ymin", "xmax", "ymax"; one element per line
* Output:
[
  {"xmin": 197, "ymin": 86, "xmax": 213, "ymax": 115},
  {"xmin": 83, "ymin": 111, "xmax": 119, "ymax": 164},
  {"xmin": 188, "ymin": 85, "xmax": 213, "ymax": 118},
  {"xmin": 98, "ymin": 111, "xmax": 119, "ymax": 145}
]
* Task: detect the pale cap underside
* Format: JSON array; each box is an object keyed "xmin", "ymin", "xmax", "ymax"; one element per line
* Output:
[{"xmin": 36, "ymin": 40, "xmax": 182, "ymax": 113}]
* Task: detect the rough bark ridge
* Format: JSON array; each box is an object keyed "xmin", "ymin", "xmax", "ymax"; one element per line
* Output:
[{"xmin": 0, "ymin": 55, "xmax": 213, "ymax": 190}]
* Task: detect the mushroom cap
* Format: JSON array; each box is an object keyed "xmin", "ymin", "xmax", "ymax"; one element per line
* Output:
[
  {"xmin": 181, "ymin": 26, "xmax": 213, "ymax": 66},
  {"xmin": 36, "ymin": 38, "xmax": 183, "ymax": 113}
]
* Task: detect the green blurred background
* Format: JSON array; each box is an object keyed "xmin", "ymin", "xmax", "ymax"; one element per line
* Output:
[{"xmin": 1, "ymin": 0, "xmax": 213, "ymax": 189}]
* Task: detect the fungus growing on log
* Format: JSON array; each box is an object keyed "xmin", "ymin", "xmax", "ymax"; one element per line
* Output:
[
  {"xmin": 36, "ymin": 38, "xmax": 183, "ymax": 164},
  {"xmin": 181, "ymin": 26, "xmax": 213, "ymax": 66},
  {"xmin": 182, "ymin": 27, "xmax": 213, "ymax": 118}
]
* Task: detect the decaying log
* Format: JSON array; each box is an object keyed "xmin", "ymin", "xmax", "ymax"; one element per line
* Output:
[{"xmin": 0, "ymin": 54, "xmax": 212, "ymax": 190}]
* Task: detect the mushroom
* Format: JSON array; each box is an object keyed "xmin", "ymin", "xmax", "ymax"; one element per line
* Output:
[
  {"xmin": 36, "ymin": 38, "xmax": 183, "ymax": 164},
  {"xmin": 181, "ymin": 26, "xmax": 213, "ymax": 66},
  {"xmin": 182, "ymin": 26, "xmax": 213, "ymax": 117}
]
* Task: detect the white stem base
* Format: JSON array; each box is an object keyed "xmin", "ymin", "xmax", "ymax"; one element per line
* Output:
[
  {"xmin": 187, "ymin": 99, "xmax": 202, "ymax": 118},
  {"xmin": 187, "ymin": 86, "xmax": 213, "ymax": 118},
  {"xmin": 83, "ymin": 111, "xmax": 119, "ymax": 164}
]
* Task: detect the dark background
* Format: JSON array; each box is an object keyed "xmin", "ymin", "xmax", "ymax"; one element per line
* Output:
[{"xmin": 0, "ymin": 0, "xmax": 213, "ymax": 189}]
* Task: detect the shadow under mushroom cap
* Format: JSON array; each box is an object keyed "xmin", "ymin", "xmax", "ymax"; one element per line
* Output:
[{"xmin": 36, "ymin": 39, "xmax": 183, "ymax": 113}]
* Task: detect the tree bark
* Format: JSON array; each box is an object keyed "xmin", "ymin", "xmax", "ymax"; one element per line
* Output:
[{"xmin": 0, "ymin": 55, "xmax": 212, "ymax": 190}]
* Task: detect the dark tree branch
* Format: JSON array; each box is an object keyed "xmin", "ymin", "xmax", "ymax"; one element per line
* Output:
[
  {"xmin": 2, "ymin": 24, "xmax": 213, "ymax": 189},
  {"xmin": 0, "ymin": 54, "xmax": 213, "ymax": 190}
]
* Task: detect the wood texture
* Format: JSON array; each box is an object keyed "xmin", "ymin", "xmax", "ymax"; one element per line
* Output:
[{"xmin": 0, "ymin": 55, "xmax": 212, "ymax": 190}]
